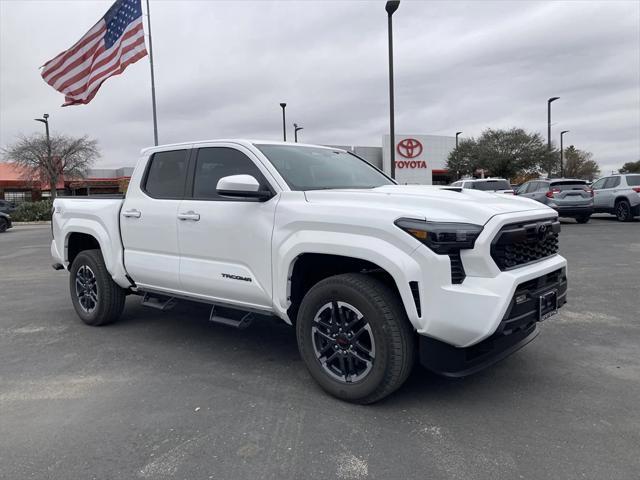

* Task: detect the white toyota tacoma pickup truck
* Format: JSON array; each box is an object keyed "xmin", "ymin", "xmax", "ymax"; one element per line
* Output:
[{"xmin": 51, "ymin": 140, "xmax": 567, "ymax": 403}]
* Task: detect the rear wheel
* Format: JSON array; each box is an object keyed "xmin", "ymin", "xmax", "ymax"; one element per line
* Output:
[
  {"xmin": 69, "ymin": 249, "xmax": 126, "ymax": 326},
  {"xmin": 576, "ymin": 216, "xmax": 590, "ymax": 224},
  {"xmin": 0, "ymin": 217, "xmax": 7, "ymax": 233},
  {"xmin": 296, "ymin": 273, "xmax": 415, "ymax": 404},
  {"xmin": 615, "ymin": 200, "xmax": 632, "ymax": 222}
]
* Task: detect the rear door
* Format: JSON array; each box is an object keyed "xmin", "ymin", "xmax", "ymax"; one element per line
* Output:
[
  {"xmin": 594, "ymin": 177, "xmax": 619, "ymax": 209},
  {"xmin": 550, "ymin": 180, "xmax": 592, "ymax": 208},
  {"xmin": 591, "ymin": 177, "xmax": 607, "ymax": 209},
  {"xmin": 121, "ymin": 148, "xmax": 190, "ymax": 291},
  {"xmin": 176, "ymin": 144, "xmax": 279, "ymax": 310}
]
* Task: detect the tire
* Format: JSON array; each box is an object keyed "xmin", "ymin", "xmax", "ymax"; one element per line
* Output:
[
  {"xmin": 69, "ymin": 249, "xmax": 126, "ymax": 326},
  {"xmin": 0, "ymin": 217, "xmax": 7, "ymax": 233},
  {"xmin": 615, "ymin": 200, "xmax": 632, "ymax": 222},
  {"xmin": 296, "ymin": 273, "xmax": 415, "ymax": 404},
  {"xmin": 575, "ymin": 216, "xmax": 590, "ymax": 224}
]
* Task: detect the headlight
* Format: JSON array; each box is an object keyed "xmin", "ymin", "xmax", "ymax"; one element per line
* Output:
[{"xmin": 395, "ymin": 218, "xmax": 483, "ymax": 254}]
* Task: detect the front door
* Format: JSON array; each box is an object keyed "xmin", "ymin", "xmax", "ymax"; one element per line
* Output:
[
  {"xmin": 177, "ymin": 145, "xmax": 278, "ymax": 311},
  {"xmin": 121, "ymin": 148, "xmax": 190, "ymax": 291}
]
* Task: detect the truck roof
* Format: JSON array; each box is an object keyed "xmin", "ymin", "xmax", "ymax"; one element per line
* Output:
[{"xmin": 140, "ymin": 139, "xmax": 344, "ymax": 155}]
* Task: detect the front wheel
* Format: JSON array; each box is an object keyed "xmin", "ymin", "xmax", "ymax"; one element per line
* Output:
[
  {"xmin": 0, "ymin": 217, "xmax": 7, "ymax": 233},
  {"xmin": 615, "ymin": 200, "xmax": 632, "ymax": 222},
  {"xmin": 296, "ymin": 273, "xmax": 415, "ymax": 404},
  {"xmin": 69, "ymin": 249, "xmax": 126, "ymax": 326}
]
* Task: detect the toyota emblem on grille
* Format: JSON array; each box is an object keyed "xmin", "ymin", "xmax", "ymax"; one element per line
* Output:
[{"xmin": 537, "ymin": 223, "xmax": 549, "ymax": 241}]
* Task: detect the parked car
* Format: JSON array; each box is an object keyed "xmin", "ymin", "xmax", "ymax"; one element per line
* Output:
[
  {"xmin": 51, "ymin": 140, "xmax": 567, "ymax": 403},
  {"xmin": 0, "ymin": 200, "xmax": 16, "ymax": 214},
  {"xmin": 516, "ymin": 178, "xmax": 593, "ymax": 223},
  {"xmin": 450, "ymin": 178, "xmax": 514, "ymax": 194},
  {"xmin": 0, "ymin": 212, "xmax": 12, "ymax": 233},
  {"xmin": 591, "ymin": 174, "xmax": 640, "ymax": 222}
]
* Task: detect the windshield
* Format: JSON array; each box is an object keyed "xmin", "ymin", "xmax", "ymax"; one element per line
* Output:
[
  {"xmin": 626, "ymin": 175, "xmax": 640, "ymax": 186},
  {"xmin": 255, "ymin": 144, "xmax": 394, "ymax": 191},
  {"xmin": 470, "ymin": 180, "xmax": 511, "ymax": 191}
]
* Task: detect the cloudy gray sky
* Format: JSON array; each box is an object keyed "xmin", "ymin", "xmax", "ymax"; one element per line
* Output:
[{"xmin": 1, "ymin": 0, "xmax": 639, "ymax": 174}]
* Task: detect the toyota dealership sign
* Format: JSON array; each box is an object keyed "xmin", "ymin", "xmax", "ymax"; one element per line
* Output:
[{"xmin": 382, "ymin": 134, "xmax": 455, "ymax": 185}]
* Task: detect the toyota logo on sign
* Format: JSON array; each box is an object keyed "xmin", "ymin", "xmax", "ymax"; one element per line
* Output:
[{"xmin": 397, "ymin": 138, "xmax": 423, "ymax": 158}]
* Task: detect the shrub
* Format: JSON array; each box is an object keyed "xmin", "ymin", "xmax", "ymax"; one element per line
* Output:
[{"xmin": 10, "ymin": 200, "xmax": 53, "ymax": 222}]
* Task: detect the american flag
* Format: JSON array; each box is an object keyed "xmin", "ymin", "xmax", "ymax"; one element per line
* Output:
[{"xmin": 41, "ymin": 0, "xmax": 148, "ymax": 106}]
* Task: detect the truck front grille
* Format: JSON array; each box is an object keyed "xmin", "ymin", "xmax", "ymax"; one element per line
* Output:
[{"xmin": 491, "ymin": 218, "xmax": 560, "ymax": 271}]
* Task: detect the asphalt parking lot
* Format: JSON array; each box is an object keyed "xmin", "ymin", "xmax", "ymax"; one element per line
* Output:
[{"xmin": 1, "ymin": 217, "xmax": 638, "ymax": 480}]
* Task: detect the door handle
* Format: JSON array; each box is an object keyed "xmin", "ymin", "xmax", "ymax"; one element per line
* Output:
[
  {"xmin": 177, "ymin": 211, "xmax": 200, "ymax": 221},
  {"xmin": 122, "ymin": 209, "xmax": 141, "ymax": 218}
]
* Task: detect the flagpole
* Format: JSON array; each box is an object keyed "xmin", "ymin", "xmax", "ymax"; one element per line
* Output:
[{"xmin": 145, "ymin": 0, "xmax": 159, "ymax": 146}]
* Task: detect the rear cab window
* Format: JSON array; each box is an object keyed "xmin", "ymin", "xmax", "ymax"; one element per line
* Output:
[
  {"xmin": 470, "ymin": 180, "xmax": 511, "ymax": 191},
  {"xmin": 143, "ymin": 150, "xmax": 189, "ymax": 199}
]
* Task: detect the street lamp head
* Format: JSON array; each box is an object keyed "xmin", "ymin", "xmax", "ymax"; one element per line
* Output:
[
  {"xmin": 385, "ymin": 1, "xmax": 400, "ymax": 15},
  {"xmin": 561, "ymin": 130, "xmax": 569, "ymax": 135},
  {"xmin": 43, "ymin": 113, "xmax": 49, "ymax": 119},
  {"xmin": 34, "ymin": 118, "xmax": 46, "ymax": 124},
  {"xmin": 279, "ymin": 103, "xmax": 286, "ymax": 108},
  {"xmin": 456, "ymin": 131, "xmax": 462, "ymax": 136},
  {"xmin": 548, "ymin": 96, "xmax": 560, "ymax": 104}
]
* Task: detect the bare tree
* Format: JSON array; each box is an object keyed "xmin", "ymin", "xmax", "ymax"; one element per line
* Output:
[{"xmin": 2, "ymin": 133, "xmax": 100, "ymax": 199}]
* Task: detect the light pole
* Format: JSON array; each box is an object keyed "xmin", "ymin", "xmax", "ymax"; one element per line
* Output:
[
  {"xmin": 455, "ymin": 132, "xmax": 462, "ymax": 180},
  {"xmin": 560, "ymin": 130, "xmax": 569, "ymax": 178},
  {"xmin": 279, "ymin": 103, "xmax": 287, "ymax": 141},
  {"xmin": 386, "ymin": 1, "xmax": 400, "ymax": 179},
  {"xmin": 34, "ymin": 113, "xmax": 52, "ymax": 193},
  {"xmin": 294, "ymin": 123, "xmax": 304, "ymax": 143},
  {"xmin": 547, "ymin": 96, "xmax": 559, "ymax": 151}
]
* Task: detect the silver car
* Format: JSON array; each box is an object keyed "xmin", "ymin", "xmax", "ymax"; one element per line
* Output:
[
  {"xmin": 591, "ymin": 174, "xmax": 640, "ymax": 221},
  {"xmin": 516, "ymin": 178, "xmax": 593, "ymax": 223}
]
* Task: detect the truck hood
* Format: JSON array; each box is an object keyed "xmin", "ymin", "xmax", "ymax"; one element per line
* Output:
[{"xmin": 304, "ymin": 185, "xmax": 553, "ymax": 225}]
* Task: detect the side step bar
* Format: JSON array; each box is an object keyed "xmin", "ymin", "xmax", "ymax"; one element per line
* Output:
[
  {"xmin": 209, "ymin": 306, "xmax": 254, "ymax": 330},
  {"xmin": 141, "ymin": 292, "xmax": 177, "ymax": 311}
]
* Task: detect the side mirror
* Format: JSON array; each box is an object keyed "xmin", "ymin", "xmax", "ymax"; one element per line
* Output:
[{"xmin": 216, "ymin": 175, "xmax": 273, "ymax": 201}]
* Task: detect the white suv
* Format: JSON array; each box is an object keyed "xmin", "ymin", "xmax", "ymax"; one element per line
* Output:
[
  {"xmin": 591, "ymin": 174, "xmax": 640, "ymax": 221},
  {"xmin": 450, "ymin": 178, "xmax": 514, "ymax": 194}
]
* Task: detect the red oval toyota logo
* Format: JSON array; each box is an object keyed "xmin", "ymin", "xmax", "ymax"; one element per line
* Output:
[{"xmin": 397, "ymin": 138, "xmax": 423, "ymax": 158}]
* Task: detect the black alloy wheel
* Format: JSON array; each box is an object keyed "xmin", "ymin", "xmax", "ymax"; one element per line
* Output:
[
  {"xmin": 311, "ymin": 301, "xmax": 376, "ymax": 383},
  {"xmin": 615, "ymin": 200, "xmax": 631, "ymax": 222},
  {"xmin": 75, "ymin": 265, "xmax": 99, "ymax": 313}
]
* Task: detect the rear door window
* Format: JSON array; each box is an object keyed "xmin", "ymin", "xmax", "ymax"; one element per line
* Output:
[
  {"xmin": 143, "ymin": 150, "xmax": 189, "ymax": 199},
  {"xmin": 602, "ymin": 177, "xmax": 619, "ymax": 189}
]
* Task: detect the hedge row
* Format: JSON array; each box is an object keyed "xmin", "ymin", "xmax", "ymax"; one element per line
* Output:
[{"xmin": 10, "ymin": 200, "xmax": 53, "ymax": 222}]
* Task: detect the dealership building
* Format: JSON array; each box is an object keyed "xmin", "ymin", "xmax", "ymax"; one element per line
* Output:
[
  {"xmin": 336, "ymin": 134, "xmax": 456, "ymax": 185},
  {"xmin": 0, "ymin": 163, "xmax": 133, "ymax": 203}
]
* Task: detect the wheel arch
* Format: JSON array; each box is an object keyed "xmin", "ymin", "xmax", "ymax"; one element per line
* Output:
[{"xmin": 277, "ymin": 248, "xmax": 422, "ymax": 329}]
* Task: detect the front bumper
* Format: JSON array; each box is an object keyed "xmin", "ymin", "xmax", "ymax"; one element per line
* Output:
[{"xmin": 419, "ymin": 267, "xmax": 567, "ymax": 376}]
